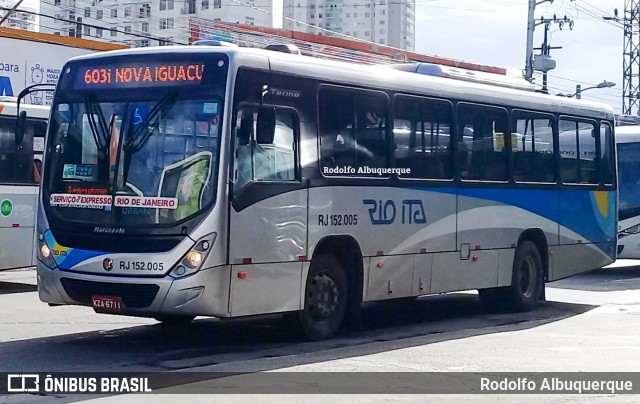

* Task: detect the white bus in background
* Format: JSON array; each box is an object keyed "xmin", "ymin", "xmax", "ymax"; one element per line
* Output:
[
  {"xmin": 0, "ymin": 96, "xmax": 49, "ymax": 270},
  {"xmin": 616, "ymin": 125, "xmax": 640, "ymax": 258},
  {"xmin": 34, "ymin": 45, "xmax": 616, "ymax": 340}
]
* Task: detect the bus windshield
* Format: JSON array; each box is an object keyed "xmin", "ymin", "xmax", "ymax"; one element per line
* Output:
[{"xmin": 44, "ymin": 93, "xmax": 222, "ymax": 227}]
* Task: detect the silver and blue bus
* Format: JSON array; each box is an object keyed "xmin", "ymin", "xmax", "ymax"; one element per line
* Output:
[
  {"xmin": 33, "ymin": 45, "xmax": 617, "ymax": 340},
  {"xmin": 0, "ymin": 97, "xmax": 48, "ymax": 271}
]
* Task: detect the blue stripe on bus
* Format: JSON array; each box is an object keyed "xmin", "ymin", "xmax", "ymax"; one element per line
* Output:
[{"xmin": 431, "ymin": 187, "xmax": 616, "ymax": 245}]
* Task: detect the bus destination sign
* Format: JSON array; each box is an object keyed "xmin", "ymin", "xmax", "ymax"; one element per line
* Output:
[{"xmin": 74, "ymin": 62, "xmax": 206, "ymax": 89}]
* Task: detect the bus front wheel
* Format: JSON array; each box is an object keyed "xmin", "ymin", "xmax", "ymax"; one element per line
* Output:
[
  {"xmin": 298, "ymin": 254, "xmax": 348, "ymax": 341},
  {"xmin": 479, "ymin": 240, "xmax": 543, "ymax": 312}
]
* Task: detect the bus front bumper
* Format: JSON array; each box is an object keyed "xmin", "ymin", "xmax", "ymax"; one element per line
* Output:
[{"xmin": 36, "ymin": 262, "xmax": 232, "ymax": 318}]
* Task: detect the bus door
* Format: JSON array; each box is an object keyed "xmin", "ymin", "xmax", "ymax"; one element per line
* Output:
[
  {"xmin": 228, "ymin": 105, "xmax": 307, "ymax": 317},
  {"xmin": 0, "ymin": 117, "xmax": 45, "ymax": 270}
]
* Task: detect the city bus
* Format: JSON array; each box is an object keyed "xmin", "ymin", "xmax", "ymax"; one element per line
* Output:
[
  {"xmin": 615, "ymin": 124, "xmax": 640, "ymax": 258},
  {"xmin": 0, "ymin": 96, "xmax": 48, "ymax": 270},
  {"xmin": 32, "ymin": 45, "xmax": 617, "ymax": 340}
]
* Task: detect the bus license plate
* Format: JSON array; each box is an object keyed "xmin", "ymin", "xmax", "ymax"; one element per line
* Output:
[{"xmin": 91, "ymin": 295, "xmax": 123, "ymax": 313}]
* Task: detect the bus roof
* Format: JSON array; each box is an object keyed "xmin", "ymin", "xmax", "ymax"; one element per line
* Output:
[
  {"xmin": 65, "ymin": 45, "xmax": 615, "ymax": 121},
  {"xmin": 615, "ymin": 125, "xmax": 640, "ymax": 144}
]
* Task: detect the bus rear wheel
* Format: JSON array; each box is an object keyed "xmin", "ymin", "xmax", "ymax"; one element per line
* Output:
[
  {"xmin": 298, "ymin": 254, "xmax": 348, "ymax": 341},
  {"xmin": 479, "ymin": 240, "xmax": 543, "ymax": 312}
]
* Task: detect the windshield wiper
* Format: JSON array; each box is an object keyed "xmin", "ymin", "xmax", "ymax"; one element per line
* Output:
[
  {"xmin": 123, "ymin": 92, "xmax": 178, "ymax": 153},
  {"xmin": 84, "ymin": 96, "xmax": 109, "ymax": 150}
]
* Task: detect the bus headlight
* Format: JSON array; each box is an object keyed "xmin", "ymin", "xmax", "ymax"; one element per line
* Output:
[
  {"xmin": 38, "ymin": 241, "xmax": 57, "ymax": 269},
  {"xmin": 170, "ymin": 233, "xmax": 216, "ymax": 279}
]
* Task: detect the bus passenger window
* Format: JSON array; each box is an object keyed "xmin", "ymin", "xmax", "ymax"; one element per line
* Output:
[
  {"xmin": 511, "ymin": 113, "xmax": 555, "ymax": 183},
  {"xmin": 457, "ymin": 103, "xmax": 508, "ymax": 181},
  {"xmin": 559, "ymin": 119, "xmax": 597, "ymax": 185},
  {"xmin": 600, "ymin": 122, "xmax": 614, "ymax": 185},
  {"xmin": 319, "ymin": 87, "xmax": 389, "ymax": 176},
  {"xmin": 393, "ymin": 95, "xmax": 452, "ymax": 179}
]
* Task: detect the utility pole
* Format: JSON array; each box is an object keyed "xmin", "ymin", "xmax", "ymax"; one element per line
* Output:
[
  {"xmin": 622, "ymin": 1, "xmax": 640, "ymax": 115},
  {"xmin": 534, "ymin": 15, "xmax": 573, "ymax": 92},
  {"xmin": 525, "ymin": 0, "xmax": 554, "ymax": 83}
]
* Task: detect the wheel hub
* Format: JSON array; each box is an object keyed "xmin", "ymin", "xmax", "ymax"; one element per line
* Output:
[{"xmin": 307, "ymin": 273, "xmax": 339, "ymax": 319}]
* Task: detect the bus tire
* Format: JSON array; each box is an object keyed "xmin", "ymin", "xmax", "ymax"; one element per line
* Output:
[
  {"xmin": 298, "ymin": 254, "xmax": 348, "ymax": 341},
  {"xmin": 154, "ymin": 315, "xmax": 195, "ymax": 325},
  {"xmin": 479, "ymin": 240, "xmax": 543, "ymax": 312}
]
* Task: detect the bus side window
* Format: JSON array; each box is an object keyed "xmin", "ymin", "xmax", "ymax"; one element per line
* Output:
[
  {"xmin": 319, "ymin": 87, "xmax": 389, "ymax": 176},
  {"xmin": 234, "ymin": 106, "xmax": 298, "ymax": 188},
  {"xmin": 393, "ymin": 95, "xmax": 452, "ymax": 179},
  {"xmin": 559, "ymin": 119, "xmax": 597, "ymax": 185},
  {"xmin": 600, "ymin": 122, "xmax": 614, "ymax": 185},
  {"xmin": 457, "ymin": 103, "xmax": 508, "ymax": 181},
  {"xmin": 0, "ymin": 118, "xmax": 44, "ymax": 184},
  {"xmin": 511, "ymin": 113, "xmax": 555, "ymax": 183}
]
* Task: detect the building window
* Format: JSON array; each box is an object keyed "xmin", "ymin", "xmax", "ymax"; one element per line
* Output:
[
  {"xmin": 141, "ymin": 22, "xmax": 149, "ymax": 32},
  {"xmin": 379, "ymin": 28, "xmax": 385, "ymax": 34},
  {"xmin": 365, "ymin": 12, "xmax": 369, "ymax": 17},
  {"xmin": 353, "ymin": 12, "xmax": 357, "ymax": 17},
  {"xmin": 111, "ymin": 9, "xmax": 117, "ymax": 18},
  {"xmin": 139, "ymin": 40, "xmax": 149, "ymax": 47},
  {"xmin": 54, "ymin": 0, "xmax": 60, "ymax": 5},
  {"xmin": 124, "ymin": 7, "xmax": 131, "ymax": 17},
  {"xmin": 160, "ymin": 18, "xmax": 167, "ymax": 29},
  {"xmin": 69, "ymin": 11, "xmax": 75, "ymax": 20},
  {"xmin": 96, "ymin": 10, "xmax": 103, "ymax": 19},
  {"xmin": 214, "ymin": 0, "xmax": 221, "ymax": 8},
  {"xmin": 125, "ymin": 25, "xmax": 131, "ymax": 33},
  {"xmin": 364, "ymin": 31, "xmax": 370, "ymax": 36},
  {"xmin": 96, "ymin": 28, "xmax": 103, "ymax": 37},
  {"xmin": 160, "ymin": 0, "xmax": 166, "ymax": 10},
  {"xmin": 168, "ymin": 0, "xmax": 174, "ymax": 10},
  {"xmin": 186, "ymin": 0, "xmax": 195, "ymax": 13},
  {"xmin": 84, "ymin": 7, "xmax": 90, "ymax": 17},
  {"xmin": 167, "ymin": 17, "xmax": 174, "ymax": 28},
  {"xmin": 380, "ymin": 20, "xmax": 385, "ymax": 25},
  {"xmin": 68, "ymin": 28, "xmax": 75, "ymax": 37},
  {"xmin": 84, "ymin": 25, "xmax": 90, "ymax": 35},
  {"xmin": 110, "ymin": 28, "xmax": 117, "ymax": 36},
  {"xmin": 202, "ymin": 0, "xmax": 209, "ymax": 9}
]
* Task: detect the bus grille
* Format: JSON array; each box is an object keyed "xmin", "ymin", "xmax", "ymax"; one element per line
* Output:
[{"xmin": 60, "ymin": 278, "xmax": 160, "ymax": 309}]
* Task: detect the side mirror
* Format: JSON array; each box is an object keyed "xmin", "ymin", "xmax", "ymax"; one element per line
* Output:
[
  {"xmin": 256, "ymin": 107, "xmax": 276, "ymax": 145},
  {"xmin": 15, "ymin": 110, "xmax": 27, "ymax": 146}
]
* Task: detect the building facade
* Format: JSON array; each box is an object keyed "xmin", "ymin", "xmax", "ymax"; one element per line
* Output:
[
  {"xmin": 40, "ymin": 0, "xmax": 272, "ymax": 46},
  {"xmin": 282, "ymin": 0, "xmax": 415, "ymax": 51},
  {"xmin": 0, "ymin": 0, "xmax": 37, "ymax": 31}
]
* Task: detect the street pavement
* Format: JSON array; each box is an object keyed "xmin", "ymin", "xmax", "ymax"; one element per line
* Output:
[{"xmin": 1, "ymin": 261, "xmax": 639, "ymax": 403}]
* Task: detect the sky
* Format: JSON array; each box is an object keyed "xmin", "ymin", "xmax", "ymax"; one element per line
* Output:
[
  {"xmin": 20, "ymin": 0, "xmax": 627, "ymax": 113},
  {"xmin": 412, "ymin": 0, "xmax": 626, "ymax": 114}
]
